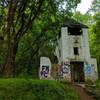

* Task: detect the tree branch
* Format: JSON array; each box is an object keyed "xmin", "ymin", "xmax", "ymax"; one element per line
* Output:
[{"xmin": 15, "ymin": 0, "xmax": 44, "ymax": 41}]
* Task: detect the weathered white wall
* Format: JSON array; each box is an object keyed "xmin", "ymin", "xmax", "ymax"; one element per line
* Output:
[
  {"xmin": 39, "ymin": 57, "xmax": 51, "ymax": 79},
  {"xmin": 66, "ymin": 35, "xmax": 83, "ymax": 60},
  {"xmin": 58, "ymin": 27, "xmax": 91, "ymax": 62},
  {"xmin": 61, "ymin": 27, "xmax": 68, "ymax": 61},
  {"xmin": 55, "ymin": 26, "xmax": 98, "ymax": 81},
  {"xmin": 82, "ymin": 28, "xmax": 91, "ymax": 61},
  {"xmin": 90, "ymin": 58, "xmax": 98, "ymax": 80}
]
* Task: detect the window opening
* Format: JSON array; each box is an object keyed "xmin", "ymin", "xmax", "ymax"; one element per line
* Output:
[
  {"xmin": 68, "ymin": 27, "xmax": 82, "ymax": 35},
  {"xmin": 74, "ymin": 47, "xmax": 79, "ymax": 55}
]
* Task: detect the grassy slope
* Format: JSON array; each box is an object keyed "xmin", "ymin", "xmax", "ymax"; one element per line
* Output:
[{"xmin": 0, "ymin": 79, "xmax": 79, "ymax": 100}]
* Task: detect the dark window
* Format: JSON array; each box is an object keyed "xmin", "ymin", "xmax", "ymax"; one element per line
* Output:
[
  {"xmin": 68, "ymin": 27, "xmax": 82, "ymax": 35},
  {"xmin": 74, "ymin": 47, "xmax": 79, "ymax": 55}
]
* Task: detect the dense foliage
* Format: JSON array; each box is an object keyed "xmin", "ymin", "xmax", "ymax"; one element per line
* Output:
[
  {"xmin": 89, "ymin": 0, "xmax": 100, "ymax": 78},
  {"xmin": 89, "ymin": 15, "xmax": 100, "ymax": 78},
  {"xmin": 0, "ymin": 0, "xmax": 81, "ymax": 77},
  {"xmin": 0, "ymin": 79, "xmax": 79, "ymax": 100},
  {"xmin": 0, "ymin": 0, "xmax": 99, "ymax": 79}
]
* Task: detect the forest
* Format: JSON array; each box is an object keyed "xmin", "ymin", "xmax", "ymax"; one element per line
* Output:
[
  {"xmin": 0, "ymin": 0, "xmax": 100, "ymax": 99},
  {"xmin": 0, "ymin": 0, "xmax": 100, "ymax": 78}
]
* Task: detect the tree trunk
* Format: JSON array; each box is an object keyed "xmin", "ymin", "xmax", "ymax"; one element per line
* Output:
[
  {"xmin": 3, "ymin": 38, "xmax": 18, "ymax": 77},
  {"xmin": 2, "ymin": 0, "xmax": 17, "ymax": 77},
  {"xmin": 0, "ymin": 32, "xmax": 3, "ymax": 50}
]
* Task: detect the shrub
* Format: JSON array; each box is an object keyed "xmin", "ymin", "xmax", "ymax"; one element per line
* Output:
[{"xmin": 86, "ymin": 80, "xmax": 100, "ymax": 100}]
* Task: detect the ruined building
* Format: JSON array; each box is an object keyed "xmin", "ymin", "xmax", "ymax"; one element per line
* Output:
[{"xmin": 55, "ymin": 18, "xmax": 98, "ymax": 82}]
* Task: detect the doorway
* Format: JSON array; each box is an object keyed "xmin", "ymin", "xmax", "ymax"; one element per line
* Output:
[{"xmin": 70, "ymin": 61, "xmax": 85, "ymax": 82}]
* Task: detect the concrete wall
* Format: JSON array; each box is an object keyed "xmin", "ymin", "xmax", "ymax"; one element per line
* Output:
[
  {"xmin": 82, "ymin": 28, "xmax": 91, "ymax": 61},
  {"xmin": 55, "ymin": 26, "xmax": 98, "ymax": 81},
  {"xmin": 58, "ymin": 27, "xmax": 91, "ymax": 62},
  {"xmin": 39, "ymin": 57, "xmax": 51, "ymax": 79}
]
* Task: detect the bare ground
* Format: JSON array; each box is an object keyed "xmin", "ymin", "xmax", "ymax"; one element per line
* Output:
[{"xmin": 72, "ymin": 84, "xmax": 95, "ymax": 100}]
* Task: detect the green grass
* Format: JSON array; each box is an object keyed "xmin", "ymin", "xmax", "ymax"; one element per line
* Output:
[
  {"xmin": 0, "ymin": 78, "xmax": 79, "ymax": 100},
  {"xmin": 86, "ymin": 80, "xmax": 100, "ymax": 100}
]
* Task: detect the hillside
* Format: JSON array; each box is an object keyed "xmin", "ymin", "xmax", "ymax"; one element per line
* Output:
[{"xmin": 0, "ymin": 79, "xmax": 79, "ymax": 100}]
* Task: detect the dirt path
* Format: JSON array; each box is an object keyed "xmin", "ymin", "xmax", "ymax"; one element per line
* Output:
[{"xmin": 72, "ymin": 84, "xmax": 94, "ymax": 100}]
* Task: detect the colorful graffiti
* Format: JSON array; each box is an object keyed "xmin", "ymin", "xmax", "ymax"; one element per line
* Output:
[
  {"xmin": 60, "ymin": 60, "xmax": 70, "ymax": 80},
  {"xmin": 62, "ymin": 64, "xmax": 70, "ymax": 74},
  {"xmin": 39, "ymin": 57, "xmax": 51, "ymax": 79},
  {"xmin": 84, "ymin": 64, "xmax": 93, "ymax": 79},
  {"xmin": 40, "ymin": 66, "xmax": 49, "ymax": 79}
]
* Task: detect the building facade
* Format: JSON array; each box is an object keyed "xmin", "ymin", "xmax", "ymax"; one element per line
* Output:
[{"xmin": 55, "ymin": 19, "xmax": 98, "ymax": 82}]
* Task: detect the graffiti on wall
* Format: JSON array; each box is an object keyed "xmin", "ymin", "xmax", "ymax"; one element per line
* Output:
[
  {"xmin": 39, "ymin": 57, "xmax": 51, "ymax": 79},
  {"xmin": 40, "ymin": 66, "xmax": 49, "ymax": 78},
  {"xmin": 60, "ymin": 60, "xmax": 70, "ymax": 80},
  {"xmin": 84, "ymin": 64, "xmax": 93, "ymax": 78},
  {"xmin": 62, "ymin": 64, "xmax": 70, "ymax": 74}
]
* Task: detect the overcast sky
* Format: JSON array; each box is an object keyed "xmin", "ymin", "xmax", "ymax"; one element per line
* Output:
[{"xmin": 76, "ymin": 0, "xmax": 93, "ymax": 14}]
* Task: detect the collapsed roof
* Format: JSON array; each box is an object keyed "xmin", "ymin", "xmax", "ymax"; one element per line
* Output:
[{"xmin": 62, "ymin": 17, "xmax": 88, "ymax": 28}]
